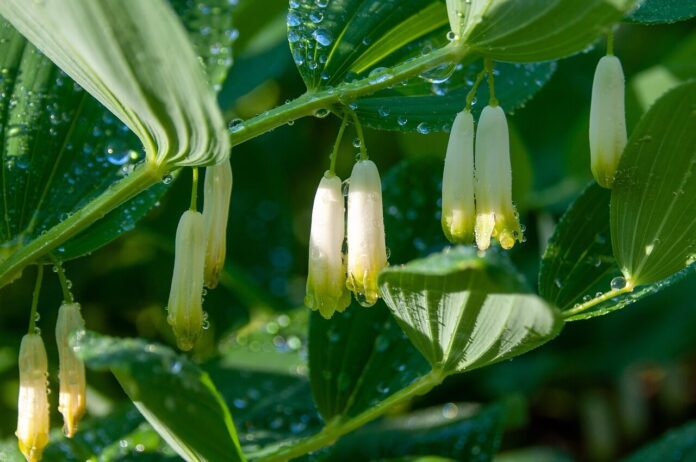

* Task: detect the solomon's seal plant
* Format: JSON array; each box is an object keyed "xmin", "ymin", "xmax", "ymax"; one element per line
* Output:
[{"xmin": 1, "ymin": 0, "xmax": 696, "ymax": 461}]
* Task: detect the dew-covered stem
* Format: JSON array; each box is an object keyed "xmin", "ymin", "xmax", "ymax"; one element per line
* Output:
[
  {"xmin": 52, "ymin": 260, "xmax": 74, "ymax": 304},
  {"xmin": 28, "ymin": 265, "xmax": 43, "ymax": 334},
  {"xmin": 329, "ymin": 116, "xmax": 349, "ymax": 175},
  {"xmin": 228, "ymin": 43, "xmax": 472, "ymax": 147},
  {"xmin": 562, "ymin": 284, "xmax": 634, "ymax": 319},
  {"xmin": 0, "ymin": 164, "xmax": 164, "ymax": 290}
]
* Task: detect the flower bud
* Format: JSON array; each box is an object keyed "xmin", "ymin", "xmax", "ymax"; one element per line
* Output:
[
  {"xmin": 346, "ymin": 160, "xmax": 387, "ymax": 307},
  {"xmin": 442, "ymin": 110, "xmax": 475, "ymax": 244},
  {"xmin": 305, "ymin": 173, "xmax": 350, "ymax": 319},
  {"xmin": 167, "ymin": 210, "xmax": 206, "ymax": 351},
  {"xmin": 203, "ymin": 161, "xmax": 233, "ymax": 289},
  {"xmin": 16, "ymin": 334, "xmax": 49, "ymax": 462},
  {"xmin": 474, "ymin": 105, "xmax": 522, "ymax": 251},
  {"xmin": 55, "ymin": 302, "xmax": 86, "ymax": 438},
  {"xmin": 590, "ymin": 55, "xmax": 627, "ymax": 188}
]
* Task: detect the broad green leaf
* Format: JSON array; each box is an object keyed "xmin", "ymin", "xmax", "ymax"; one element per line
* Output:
[
  {"xmin": 73, "ymin": 331, "xmax": 246, "ymax": 462},
  {"xmin": 0, "ymin": 0, "xmax": 229, "ymax": 168},
  {"xmin": 309, "ymin": 302, "xmax": 430, "ymax": 421},
  {"xmin": 539, "ymin": 183, "xmax": 694, "ymax": 321},
  {"xmin": 0, "ymin": 0, "xmax": 237, "ymax": 263},
  {"xmin": 287, "ymin": 0, "xmax": 555, "ymax": 132},
  {"xmin": 611, "ymin": 81, "xmax": 696, "ymax": 286},
  {"xmin": 625, "ymin": 0, "xmax": 696, "ymax": 24},
  {"xmin": 623, "ymin": 421, "xmax": 696, "ymax": 461},
  {"xmin": 323, "ymin": 402, "xmax": 507, "ymax": 461},
  {"xmin": 379, "ymin": 247, "xmax": 563, "ymax": 374},
  {"xmin": 466, "ymin": 0, "xmax": 635, "ymax": 62}
]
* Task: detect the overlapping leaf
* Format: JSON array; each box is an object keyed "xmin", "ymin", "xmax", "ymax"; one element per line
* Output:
[
  {"xmin": 623, "ymin": 421, "xmax": 696, "ymax": 461},
  {"xmin": 466, "ymin": 0, "xmax": 636, "ymax": 62},
  {"xmin": 74, "ymin": 331, "xmax": 245, "ymax": 462},
  {"xmin": 309, "ymin": 302, "xmax": 430, "ymax": 421},
  {"xmin": 0, "ymin": 0, "xmax": 229, "ymax": 168},
  {"xmin": 287, "ymin": 0, "xmax": 555, "ymax": 132},
  {"xmin": 538, "ymin": 183, "xmax": 693, "ymax": 321},
  {"xmin": 380, "ymin": 247, "xmax": 563, "ymax": 374},
  {"xmin": 0, "ymin": 0, "xmax": 237, "ymax": 264},
  {"xmin": 611, "ymin": 81, "xmax": 696, "ymax": 286}
]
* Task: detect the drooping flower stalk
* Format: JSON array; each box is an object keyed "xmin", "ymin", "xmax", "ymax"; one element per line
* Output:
[
  {"xmin": 203, "ymin": 160, "xmax": 233, "ymax": 289},
  {"xmin": 55, "ymin": 302, "xmax": 86, "ymax": 438},
  {"xmin": 305, "ymin": 173, "xmax": 350, "ymax": 319},
  {"xmin": 167, "ymin": 210, "xmax": 206, "ymax": 351},
  {"xmin": 346, "ymin": 160, "xmax": 387, "ymax": 307},
  {"xmin": 474, "ymin": 104, "xmax": 522, "ymax": 251},
  {"xmin": 589, "ymin": 54, "xmax": 627, "ymax": 188},
  {"xmin": 442, "ymin": 110, "xmax": 476, "ymax": 244},
  {"xmin": 16, "ymin": 333, "xmax": 49, "ymax": 462}
]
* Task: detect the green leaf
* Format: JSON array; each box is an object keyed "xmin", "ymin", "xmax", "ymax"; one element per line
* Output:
[
  {"xmin": 379, "ymin": 247, "xmax": 563, "ymax": 375},
  {"xmin": 309, "ymin": 302, "xmax": 430, "ymax": 421},
  {"xmin": 0, "ymin": 0, "xmax": 237, "ymax": 263},
  {"xmin": 539, "ymin": 183, "xmax": 694, "ymax": 321},
  {"xmin": 625, "ymin": 0, "xmax": 696, "ymax": 24},
  {"xmin": 466, "ymin": 0, "xmax": 635, "ymax": 62},
  {"xmin": 0, "ymin": 0, "xmax": 229, "ymax": 168},
  {"xmin": 611, "ymin": 81, "xmax": 696, "ymax": 286},
  {"xmin": 74, "ymin": 331, "xmax": 246, "ymax": 462},
  {"xmin": 324, "ymin": 402, "xmax": 507, "ymax": 461},
  {"xmin": 287, "ymin": 0, "xmax": 555, "ymax": 132},
  {"xmin": 622, "ymin": 421, "xmax": 696, "ymax": 462}
]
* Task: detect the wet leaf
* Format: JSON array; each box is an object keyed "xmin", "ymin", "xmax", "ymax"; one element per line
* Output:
[
  {"xmin": 611, "ymin": 81, "xmax": 696, "ymax": 286},
  {"xmin": 0, "ymin": 0, "xmax": 229, "ymax": 168},
  {"xmin": 379, "ymin": 247, "xmax": 564, "ymax": 375},
  {"xmin": 539, "ymin": 183, "xmax": 694, "ymax": 321},
  {"xmin": 625, "ymin": 0, "xmax": 696, "ymax": 24},
  {"xmin": 74, "ymin": 331, "xmax": 245, "ymax": 462},
  {"xmin": 287, "ymin": 0, "xmax": 555, "ymax": 132},
  {"xmin": 0, "ymin": 0, "xmax": 236, "ymax": 263},
  {"xmin": 308, "ymin": 302, "xmax": 430, "ymax": 421},
  {"xmin": 467, "ymin": 0, "xmax": 636, "ymax": 62}
]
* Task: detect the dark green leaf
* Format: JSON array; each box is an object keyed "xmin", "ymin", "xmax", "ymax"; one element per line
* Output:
[
  {"xmin": 623, "ymin": 421, "xmax": 696, "ymax": 462},
  {"xmin": 309, "ymin": 302, "xmax": 430, "ymax": 421},
  {"xmin": 74, "ymin": 331, "xmax": 245, "ymax": 462},
  {"xmin": 539, "ymin": 183, "xmax": 694, "ymax": 321},
  {"xmin": 611, "ymin": 81, "xmax": 696, "ymax": 286},
  {"xmin": 379, "ymin": 247, "xmax": 563, "ymax": 375},
  {"xmin": 325, "ymin": 402, "xmax": 507, "ymax": 461},
  {"xmin": 625, "ymin": 0, "xmax": 696, "ymax": 24},
  {"xmin": 0, "ymin": 0, "xmax": 237, "ymax": 262},
  {"xmin": 466, "ymin": 0, "xmax": 635, "ymax": 62},
  {"xmin": 287, "ymin": 0, "xmax": 555, "ymax": 132}
]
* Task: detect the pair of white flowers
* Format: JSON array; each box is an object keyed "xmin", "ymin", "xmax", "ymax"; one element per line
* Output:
[
  {"xmin": 167, "ymin": 161, "xmax": 233, "ymax": 351},
  {"xmin": 305, "ymin": 160, "xmax": 387, "ymax": 319},
  {"xmin": 17, "ymin": 303, "xmax": 86, "ymax": 462},
  {"xmin": 442, "ymin": 105, "xmax": 522, "ymax": 251}
]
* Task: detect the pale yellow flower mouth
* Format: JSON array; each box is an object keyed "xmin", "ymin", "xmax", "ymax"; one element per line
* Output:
[{"xmin": 56, "ymin": 302, "xmax": 86, "ymax": 438}]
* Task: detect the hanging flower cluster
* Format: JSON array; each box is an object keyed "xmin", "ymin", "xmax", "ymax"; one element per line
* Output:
[
  {"xmin": 167, "ymin": 160, "xmax": 233, "ymax": 351},
  {"xmin": 16, "ymin": 271, "xmax": 87, "ymax": 462},
  {"xmin": 306, "ymin": 159, "xmax": 388, "ymax": 319},
  {"xmin": 442, "ymin": 104, "xmax": 523, "ymax": 251}
]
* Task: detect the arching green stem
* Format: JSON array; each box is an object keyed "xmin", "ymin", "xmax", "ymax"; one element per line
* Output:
[
  {"xmin": 329, "ymin": 116, "xmax": 349, "ymax": 175},
  {"xmin": 28, "ymin": 265, "xmax": 44, "ymax": 334}
]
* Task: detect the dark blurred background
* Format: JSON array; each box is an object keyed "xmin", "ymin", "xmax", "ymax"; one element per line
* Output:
[{"xmin": 0, "ymin": 1, "xmax": 694, "ymax": 460}]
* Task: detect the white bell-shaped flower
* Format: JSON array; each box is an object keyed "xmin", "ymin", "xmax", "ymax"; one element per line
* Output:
[
  {"xmin": 56, "ymin": 302, "xmax": 86, "ymax": 438},
  {"xmin": 474, "ymin": 105, "xmax": 522, "ymax": 251},
  {"xmin": 203, "ymin": 161, "xmax": 233, "ymax": 289},
  {"xmin": 442, "ymin": 110, "xmax": 476, "ymax": 244},
  {"xmin": 305, "ymin": 173, "xmax": 350, "ymax": 319},
  {"xmin": 16, "ymin": 333, "xmax": 49, "ymax": 462},
  {"xmin": 346, "ymin": 160, "xmax": 388, "ymax": 307},
  {"xmin": 167, "ymin": 210, "xmax": 206, "ymax": 351},
  {"xmin": 590, "ymin": 55, "xmax": 627, "ymax": 188}
]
